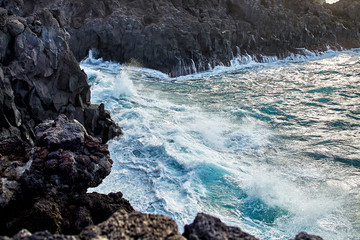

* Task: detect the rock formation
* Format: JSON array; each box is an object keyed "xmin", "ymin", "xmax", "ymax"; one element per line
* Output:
[
  {"xmin": 183, "ymin": 213, "xmax": 258, "ymax": 240},
  {"xmin": 0, "ymin": 2, "xmax": 120, "ymax": 143},
  {"xmin": 0, "ymin": 0, "xmax": 351, "ymax": 239},
  {"xmin": 0, "ymin": 115, "xmax": 133, "ymax": 236},
  {"xmin": 22, "ymin": 0, "xmax": 360, "ymax": 76}
]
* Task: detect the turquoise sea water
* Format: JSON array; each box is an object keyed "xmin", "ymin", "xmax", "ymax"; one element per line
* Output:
[{"xmin": 82, "ymin": 49, "xmax": 360, "ymax": 240}]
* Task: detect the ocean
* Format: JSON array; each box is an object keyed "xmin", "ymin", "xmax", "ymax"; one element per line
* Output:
[{"xmin": 81, "ymin": 49, "xmax": 360, "ymax": 240}]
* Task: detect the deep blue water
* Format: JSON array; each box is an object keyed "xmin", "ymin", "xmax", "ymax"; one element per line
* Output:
[{"xmin": 82, "ymin": 49, "xmax": 360, "ymax": 240}]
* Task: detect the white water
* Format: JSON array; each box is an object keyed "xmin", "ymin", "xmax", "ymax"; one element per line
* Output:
[{"xmin": 82, "ymin": 49, "xmax": 360, "ymax": 239}]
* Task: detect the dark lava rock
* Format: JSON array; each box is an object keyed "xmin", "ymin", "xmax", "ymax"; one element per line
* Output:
[
  {"xmin": 0, "ymin": 116, "xmax": 132, "ymax": 236},
  {"xmin": 292, "ymin": 232, "xmax": 324, "ymax": 240},
  {"xmin": 22, "ymin": 115, "xmax": 112, "ymax": 195},
  {"xmin": 183, "ymin": 213, "xmax": 258, "ymax": 240},
  {"xmin": 79, "ymin": 192, "xmax": 134, "ymax": 224},
  {"xmin": 0, "ymin": 5, "xmax": 120, "ymax": 143},
  {"xmin": 24, "ymin": 0, "xmax": 360, "ymax": 76}
]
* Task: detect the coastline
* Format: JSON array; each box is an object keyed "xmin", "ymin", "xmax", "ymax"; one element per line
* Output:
[{"xmin": 1, "ymin": 0, "xmax": 359, "ymax": 239}]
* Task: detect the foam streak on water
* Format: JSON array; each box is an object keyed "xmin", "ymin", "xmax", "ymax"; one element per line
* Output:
[{"xmin": 81, "ymin": 50, "xmax": 360, "ymax": 240}]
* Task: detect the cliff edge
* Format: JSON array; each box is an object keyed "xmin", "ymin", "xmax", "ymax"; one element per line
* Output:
[{"xmin": 23, "ymin": 0, "xmax": 360, "ymax": 76}]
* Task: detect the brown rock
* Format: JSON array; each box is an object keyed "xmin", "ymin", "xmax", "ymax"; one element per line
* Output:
[{"xmin": 80, "ymin": 210, "xmax": 185, "ymax": 240}]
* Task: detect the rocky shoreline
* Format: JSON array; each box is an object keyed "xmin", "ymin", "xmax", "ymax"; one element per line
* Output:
[
  {"xmin": 1, "ymin": 0, "xmax": 358, "ymax": 239},
  {"xmin": 23, "ymin": 0, "xmax": 360, "ymax": 76}
]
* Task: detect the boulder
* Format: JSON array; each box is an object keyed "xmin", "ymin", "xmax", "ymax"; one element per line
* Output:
[
  {"xmin": 80, "ymin": 210, "xmax": 185, "ymax": 240},
  {"xmin": 0, "ymin": 116, "xmax": 131, "ymax": 236},
  {"xmin": 22, "ymin": 115, "xmax": 113, "ymax": 196},
  {"xmin": 292, "ymin": 232, "xmax": 324, "ymax": 240},
  {"xmin": 183, "ymin": 213, "xmax": 258, "ymax": 240}
]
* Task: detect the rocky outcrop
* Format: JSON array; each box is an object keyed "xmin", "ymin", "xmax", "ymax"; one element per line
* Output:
[
  {"xmin": 183, "ymin": 213, "xmax": 258, "ymax": 240},
  {"xmin": 0, "ymin": 4, "xmax": 120, "ymax": 143},
  {"xmin": 0, "ymin": 210, "xmax": 186, "ymax": 240},
  {"xmin": 183, "ymin": 213, "xmax": 324, "ymax": 240},
  {"xmin": 0, "ymin": 115, "xmax": 133, "ymax": 236},
  {"xmin": 0, "ymin": 211, "xmax": 324, "ymax": 240},
  {"xmin": 23, "ymin": 0, "xmax": 360, "ymax": 76},
  {"xmin": 326, "ymin": 0, "xmax": 360, "ymax": 22},
  {"xmin": 79, "ymin": 210, "xmax": 185, "ymax": 240},
  {"xmin": 291, "ymin": 232, "xmax": 324, "ymax": 240}
]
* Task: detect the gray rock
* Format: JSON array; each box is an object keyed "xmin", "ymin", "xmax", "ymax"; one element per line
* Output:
[
  {"xmin": 35, "ymin": 115, "xmax": 86, "ymax": 151},
  {"xmin": 25, "ymin": 0, "xmax": 360, "ymax": 76},
  {"xmin": 0, "ymin": 6, "xmax": 120, "ymax": 143},
  {"xmin": 0, "ymin": 178, "xmax": 21, "ymax": 208},
  {"xmin": 0, "ymin": 8, "xmax": 7, "ymax": 27},
  {"xmin": 7, "ymin": 19, "xmax": 24, "ymax": 36}
]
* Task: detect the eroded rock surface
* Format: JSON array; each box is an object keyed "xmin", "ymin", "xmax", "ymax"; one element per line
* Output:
[
  {"xmin": 0, "ymin": 115, "xmax": 133, "ymax": 236},
  {"xmin": 0, "ymin": 4, "xmax": 120, "ymax": 143},
  {"xmin": 23, "ymin": 0, "xmax": 360, "ymax": 76}
]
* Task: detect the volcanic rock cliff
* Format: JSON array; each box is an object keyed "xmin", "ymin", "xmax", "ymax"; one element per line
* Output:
[
  {"xmin": 23, "ymin": 0, "xmax": 360, "ymax": 76},
  {"xmin": 0, "ymin": 0, "xmax": 352, "ymax": 239},
  {"xmin": 0, "ymin": 1, "xmax": 120, "ymax": 143}
]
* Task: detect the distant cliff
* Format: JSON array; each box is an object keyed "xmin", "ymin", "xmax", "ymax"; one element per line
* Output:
[{"xmin": 24, "ymin": 0, "xmax": 360, "ymax": 76}]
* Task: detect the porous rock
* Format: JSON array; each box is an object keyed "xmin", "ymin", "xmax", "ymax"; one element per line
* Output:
[
  {"xmin": 0, "ymin": 116, "xmax": 131, "ymax": 236},
  {"xmin": 22, "ymin": 115, "xmax": 112, "ymax": 196},
  {"xmin": 80, "ymin": 210, "xmax": 186, "ymax": 240}
]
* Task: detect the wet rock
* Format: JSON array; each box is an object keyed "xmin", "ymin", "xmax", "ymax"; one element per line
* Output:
[
  {"xmin": 183, "ymin": 213, "xmax": 258, "ymax": 240},
  {"xmin": 292, "ymin": 232, "xmax": 324, "ymax": 240}
]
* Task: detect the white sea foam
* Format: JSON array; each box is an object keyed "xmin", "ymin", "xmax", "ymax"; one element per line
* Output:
[{"xmin": 83, "ymin": 49, "xmax": 360, "ymax": 240}]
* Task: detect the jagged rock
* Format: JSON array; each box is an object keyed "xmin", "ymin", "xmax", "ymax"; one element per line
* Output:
[
  {"xmin": 0, "ymin": 178, "xmax": 21, "ymax": 209},
  {"xmin": 35, "ymin": 115, "xmax": 86, "ymax": 151},
  {"xmin": 0, "ymin": 8, "xmax": 7, "ymax": 27},
  {"xmin": 292, "ymin": 232, "xmax": 324, "ymax": 240},
  {"xmin": 183, "ymin": 213, "xmax": 258, "ymax": 240},
  {"xmin": 22, "ymin": 115, "xmax": 113, "ymax": 196},
  {"xmin": 23, "ymin": 0, "xmax": 360, "ymax": 76},
  {"xmin": 80, "ymin": 210, "xmax": 186, "ymax": 240},
  {"xmin": 0, "ymin": 0, "xmax": 24, "ymax": 16},
  {"xmin": 0, "ymin": 5, "xmax": 120, "ymax": 143},
  {"xmin": 0, "ymin": 116, "xmax": 131, "ymax": 236},
  {"xmin": 79, "ymin": 192, "xmax": 134, "ymax": 224}
]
